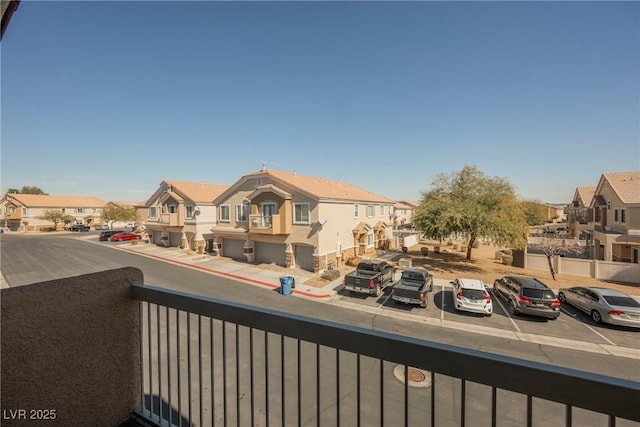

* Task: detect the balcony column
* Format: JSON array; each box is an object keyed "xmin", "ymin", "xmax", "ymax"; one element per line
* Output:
[
  {"xmin": 195, "ymin": 233, "xmax": 205, "ymax": 254},
  {"xmin": 181, "ymin": 232, "xmax": 188, "ymax": 250}
]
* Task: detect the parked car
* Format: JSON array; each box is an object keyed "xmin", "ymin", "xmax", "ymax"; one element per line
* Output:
[
  {"xmin": 343, "ymin": 260, "xmax": 395, "ymax": 297},
  {"xmin": 68, "ymin": 224, "xmax": 90, "ymax": 232},
  {"xmin": 558, "ymin": 287, "xmax": 640, "ymax": 328},
  {"xmin": 391, "ymin": 268, "xmax": 433, "ymax": 308},
  {"xmin": 451, "ymin": 278, "xmax": 493, "ymax": 316},
  {"xmin": 493, "ymin": 276, "xmax": 561, "ymax": 320},
  {"xmin": 99, "ymin": 230, "xmax": 125, "ymax": 241},
  {"xmin": 110, "ymin": 232, "xmax": 141, "ymax": 242}
]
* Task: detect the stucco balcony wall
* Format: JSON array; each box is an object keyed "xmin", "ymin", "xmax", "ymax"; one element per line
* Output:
[{"xmin": 1, "ymin": 268, "xmax": 143, "ymax": 426}]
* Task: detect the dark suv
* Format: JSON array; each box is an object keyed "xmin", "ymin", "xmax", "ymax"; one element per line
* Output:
[
  {"xmin": 493, "ymin": 276, "xmax": 561, "ymax": 320},
  {"xmin": 99, "ymin": 230, "xmax": 125, "ymax": 241},
  {"xmin": 69, "ymin": 224, "xmax": 90, "ymax": 232}
]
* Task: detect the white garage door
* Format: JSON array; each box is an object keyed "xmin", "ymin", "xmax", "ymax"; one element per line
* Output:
[
  {"xmin": 222, "ymin": 239, "xmax": 245, "ymax": 260},
  {"xmin": 294, "ymin": 245, "xmax": 315, "ymax": 272},
  {"xmin": 254, "ymin": 242, "xmax": 287, "ymax": 267}
]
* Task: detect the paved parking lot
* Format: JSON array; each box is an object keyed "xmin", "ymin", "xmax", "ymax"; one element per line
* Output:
[{"xmin": 332, "ymin": 274, "xmax": 640, "ymax": 359}]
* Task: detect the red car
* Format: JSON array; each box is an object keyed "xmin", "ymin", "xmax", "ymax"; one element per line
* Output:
[{"xmin": 110, "ymin": 232, "xmax": 141, "ymax": 242}]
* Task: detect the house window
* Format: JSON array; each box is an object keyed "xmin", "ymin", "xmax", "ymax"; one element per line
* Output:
[
  {"xmin": 149, "ymin": 207, "xmax": 157, "ymax": 218},
  {"xmin": 354, "ymin": 204, "xmax": 359, "ymax": 218},
  {"xmin": 614, "ymin": 209, "xmax": 619, "ymax": 222},
  {"xmin": 293, "ymin": 203, "xmax": 310, "ymax": 224},
  {"xmin": 92, "ymin": 208, "xmax": 96, "ymax": 213},
  {"xmin": 220, "ymin": 205, "xmax": 230, "ymax": 222},
  {"xmin": 367, "ymin": 232, "xmax": 374, "ymax": 247},
  {"xmin": 76, "ymin": 208, "xmax": 84, "ymax": 213},
  {"xmin": 379, "ymin": 206, "xmax": 384, "ymax": 216},
  {"xmin": 621, "ymin": 209, "xmax": 626, "ymax": 223},
  {"xmin": 367, "ymin": 205, "xmax": 374, "ymax": 217},
  {"xmin": 169, "ymin": 205, "xmax": 177, "ymax": 214},
  {"xmin": 389, "ymin": 206, "xmax": 394, "ymax": 217},
  {"xmin": 254, "ymin": 178, "xmax": 263, "ymax": 187},
  {"xmin": 22, "ymin": 207, "xmax": 27, "ymax": 215},
  {"xmin": 236, "ymin": 204, "xmax": 249, "ymax": 222},
  {"xmin": 607, "ymin": 201, "xmax": 611, "ymax": 211},
  {"xmin": 186, "ymin": 206, "xmax": 195, "ymax": 218},
  {"xmin": 61, "ymin": 208, "xmax": 66, "ymax": 213}
]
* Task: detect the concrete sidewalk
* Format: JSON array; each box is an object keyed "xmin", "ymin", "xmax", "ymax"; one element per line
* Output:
[{"xmin": 114, "ymin": 243, "xmax": 345, "ymax": 299}]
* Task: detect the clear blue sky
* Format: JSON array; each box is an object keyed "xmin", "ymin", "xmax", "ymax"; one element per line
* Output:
[{"xmin": 2, "ymin": 1, "xmax": 638, "ymax": 204}]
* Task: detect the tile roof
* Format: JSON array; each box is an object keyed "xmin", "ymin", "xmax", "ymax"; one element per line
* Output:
[
  {"xmin": 602, "ymin": 171, "xmax": 640, "ymax": 204},
  {"xmin": 4, "ymin": 194, "xmax": 106, "ymax": 208},
  {"xmin": 164, "ymin": 180, "xmax": 229, "ymax": 203},
  {"xmin": 245, "ymin": 169, "xmax": 394, "ymax": 203},
  {"xmin": 575, "ymin": 186, "xmax": 596, "ymax": 206}
]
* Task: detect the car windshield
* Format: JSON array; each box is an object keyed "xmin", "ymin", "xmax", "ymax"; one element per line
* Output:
[
  {"xmin": 602, "ymin": 296, "xmax": 640, "ymax": 307},
  {"xmin": 402, "ymin": 272, "xmax": 424, "ymax": 282},
  {"xmin": 522, "ymin": 288, "xmax": 555, "ymax": 299},
  {"xmin": 462, "ymin": 289, "xmax": 486, "ymax": 299}
]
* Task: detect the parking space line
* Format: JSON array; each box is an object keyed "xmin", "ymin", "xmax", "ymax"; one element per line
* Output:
[
  {"xmin": 561, "ymin": 307, "xmax": 616, "ymax": 346},
  {"xmin": 378, "ymin": 292, "xmax": 393, "ymax": 309},
  {"xmin": 492, "ymin": 294, "xmax": 521, "ymax": 333}
]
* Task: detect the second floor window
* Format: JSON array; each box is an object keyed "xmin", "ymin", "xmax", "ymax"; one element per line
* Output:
[
  {"xmin": 379, "ymin": 206, "xmax": 385, "ymax": 216},
  {"xmin": 186, "ymin": 206, "xmax": 195, "ymax": 218},
  {"xmin": 76, "ymin": 208, "xmax": 84, "ymax": 213},
  {"xmin": 621, "ymin": 209, "xmax": 626, "ymax": 223},
  {"xmin": 22, "ymin": 207, "xmax": 27, "ymax": 215},
  {"xmin": 367, "ymin": 205, "xmax": 374, "ymax": 217},
  {"xmin": 236, "ymin": 204, "xmax": 249, "ymax": 222},
  {"xmin": 169, "ymin": 205, "xmax": 177, "ymax": 214},
  {"xmin": 61, "ymin": 208, "xmax": 66, "ymax": 213},
  {"xmin": 615, "ymin": 209, "xmax": 619, "ymax": 222},
  {"xmin": 294, "ymin": 203, "xmax": 310, "ymax": 224},
  {"xmin": 149, "ymin": 207, "xmax": 157, "ymax": 218},
  {"xmin": 354, "ymin": 204, "xmax": 359, "ymax": 218},
  {"xmin": 220, "ymin": 205, "xmax": 230, "ymax": 222}
]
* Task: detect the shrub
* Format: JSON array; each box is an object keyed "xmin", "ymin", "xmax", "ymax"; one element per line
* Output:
[
  {"xmin": 502, "ymin": 248, "xmax": 513, "ymax": 256},
  {"xmin": 346, "ymin": 257, "xmax": 362, "ymax": 267},
  {"xmin": 402, "ymin": 246, "xmax": 408, "ymax": 253},
  {"xmin": 501, "ymin": 255, "xmax": 513, "ymax": 266},
  {"xmin": 320, "ymin": 269, "xmax": 341, "ymax": 281},
  {"xmin": 495, "ymin": 251, "xmax": 504, "ymax": 260},
  {"xmin": 420, "ymin": 247, "xmax": 428, "ymax": 256}
]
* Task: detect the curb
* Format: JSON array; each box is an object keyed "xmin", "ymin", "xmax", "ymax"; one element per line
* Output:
[{"xmin": 115, "ymin": 245, "xmax": 333, "ymax": 300}]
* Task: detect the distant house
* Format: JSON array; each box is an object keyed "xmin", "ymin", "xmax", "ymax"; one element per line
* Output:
[
  {"xmin": 142, "ymin": 180, "xmax": 228, "ymax": 251},
  {"xmin": 393, "ymin": 201, "xmax": 418, "ymax": 228},
  {"xmin": 544, "ymin": 203, "xmax": 567, "ymax": 222},
  {"xmin": 0, "ymin": 193, "xmax": 106, "ymax": 231},
  {"xmin": 590, "ymin": 171, "xmax": 640, "ymax": 263},
  {"xmin": 567, "ymin": 186, "xmax": 596, "ymax": 241},
  {"xmin": 210, "ymin": 168, "xmax": 395, "ymax": 272}
]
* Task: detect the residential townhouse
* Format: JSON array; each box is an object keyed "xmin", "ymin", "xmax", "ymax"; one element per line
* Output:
[
  {"xmin": 393, "ymin": 200, "xmax": 418, "ymax": 228},
  {"xmin": 210, "ymin": 168, "xmax": 396, "ymax": 272},
  {"xmin": 0, "ymin": 193, "xmax": 106, "ymax": 231},
  {"xmin": 590, "ymin": 171, "xmax": 640, "ymax": 263},
  {"xmin": 567, "ymin": 186, "xmax": 596, "ymax": 241},
  {"xmin": 142, "ymin": 180, "xmax": 228, "ymax": 252}
]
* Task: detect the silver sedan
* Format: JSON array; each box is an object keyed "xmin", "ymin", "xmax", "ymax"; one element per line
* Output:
[{"xmin": 557, "ymin": 286, "xmax": 640, "ymax": 328}]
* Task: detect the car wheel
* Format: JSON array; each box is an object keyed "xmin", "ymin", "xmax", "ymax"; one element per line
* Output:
[
  {"xmin": 485, "ymin": 313, "xmax": 492, "ymax": 317},
  {"xmin": 509, "ymin": 300, "xmax": 518, "ymax": 316},
  {"xmin": 558, "ymin": 292, "xmax": 566, "ymax": 303},
  {"xmin": 591, "ymin": 310, "xmax": 603, "ymax": 324}
]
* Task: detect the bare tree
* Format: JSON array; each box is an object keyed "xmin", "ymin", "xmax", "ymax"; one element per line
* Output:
[{"xmin": 529, "ymin": 237, "xmax": 583, "ymax": 280}]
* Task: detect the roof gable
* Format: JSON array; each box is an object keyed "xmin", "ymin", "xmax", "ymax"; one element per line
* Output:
[
  {"xmin": 600, "ymin": 171, "xmax": 640, "ymax": 204},
  {"xmin": 243, "ymin": 169, "xmax": 394, "ymax": 203}
]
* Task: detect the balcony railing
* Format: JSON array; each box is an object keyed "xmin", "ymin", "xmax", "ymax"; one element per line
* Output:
[
  {"xmin": 249, "ymin": 214, "xmax": 285, "ymax": 235},
  {"xmin": 159, "ymin": 213, "xmax": 180, "ymax": 226},
  {"xmin": 131, "ymin": 284, "xmax": 640, "ymax": 427}
]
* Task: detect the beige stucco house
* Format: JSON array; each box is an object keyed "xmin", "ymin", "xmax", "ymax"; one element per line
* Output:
[
  {"xmin": 142, "ymin": 180, "xmax": 228, "ymax": 251},
  {"xmin": 393, "ymin": 200, "xmax": 418, "ymax": 228},
  {"xmin": 567, "ymin": 186, "xmax": 596, "ymax": 241},
  {"xmin": 590, "ymin": 171, "xmax": 640, "ymax": 263},
  {"xmin": 210, "ymin": 168, "xmax": 395, "ymax": 272},
  {"xmin": 0, "ymin": 193, "xmax": 106, "ymax": 231}
]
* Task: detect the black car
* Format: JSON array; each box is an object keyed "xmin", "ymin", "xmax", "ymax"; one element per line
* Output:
[
  {"xmin": 493, "ymin": 276, "xmax": 561, "ymax": 320},
  {"xmin": 69, "ymin": 224, "xmax": 90, "ymax": 232},
  {"xmin": 99, "ymin": 230, "xmax": 125, "ymax": 241}
]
